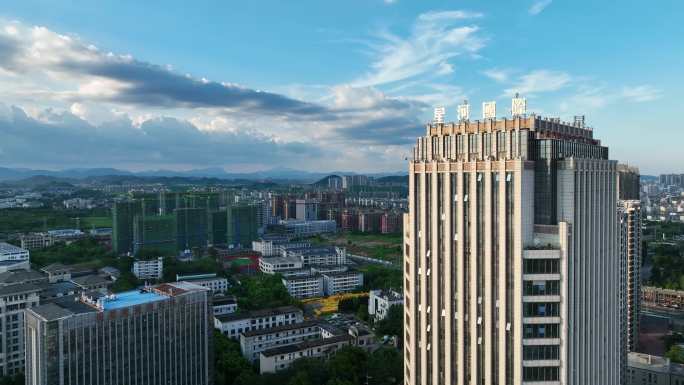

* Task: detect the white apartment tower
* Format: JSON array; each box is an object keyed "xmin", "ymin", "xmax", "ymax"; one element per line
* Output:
[{"xmin": 404, "ymin": 111, "xmax": 623, "ymax": 385}]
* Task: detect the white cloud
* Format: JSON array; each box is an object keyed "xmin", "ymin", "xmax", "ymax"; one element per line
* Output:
[
  {"xmin": 482, "ymin": 68, "xmax": 511, "ymax": 83},
  {"xmin": 529, "ymin": 0, "xmax": 552, "ymax": 15},
  {"xmin": 560, "ymin": 83, "xmax": 663, "ymax": 115},
  {"xmin": 0, "ymin": 20, "xmax": 433, "ymax": 171},
  {"xmin": 504, "ymin": 70, "xmax": 571, "ymax": 97},
  {"xmin": 620, "ymin": 85, "xmax": 662, "ymax": 102},
  {"xmin": 352, "ymin": 10, "xmax": 485, "ymax": 87}
]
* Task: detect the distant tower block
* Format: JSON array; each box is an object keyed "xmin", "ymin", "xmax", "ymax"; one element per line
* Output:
[
  {"xmin": 511, "ymin": 93, "xmax": 527, "ymax": 116},
  {"xmin": 482, "ymin": 101, "xmax": 496, "ymax": 119},
  {"xmin": 458, "ymin": 100, "xmax": 470, "ymax": 121},
  {"xmin": 433, "ymin": 106, "xmax": 446, "ymax": 124}
]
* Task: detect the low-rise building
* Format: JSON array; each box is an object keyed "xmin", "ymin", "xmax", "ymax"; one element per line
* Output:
[
  {"xmin": 98, "ymin": 266, "xmax": 120, "ymax": 281},
  {"xmin": 627, "ymin": 352, "xmax": 684, "ymax": 384},
  {"xmin": 62, "ymin": 198, "xmax": 94, "ymax": 209},
  {"xmin": 252, "ymin": 235, "xmax": 291, "ymax": 257},
  {"xmin": 259, "ymin": 256, "xmax": 304, "ymax": 274},
  {"xmin": 0, "ymin": 270, "xmax": 47, "ymax": 287},
  {"xmin": 214, "ymin": 305, "xmax": 303, "ymax": 339},
  {"xmin": 240, "ymin": 320, "xmax": 322, "ymax": 362},
  {"xmin": 259, "ymin": 335, "xmax": 351, "ymax": 374},
  {"xmin": 281, "ymin": 274, "xmax": 324, "ymax": 299},
  {"xmin": 0, "ymin": 243, "xmax": 30, "ymax": 273},
  {"xmin": 40, "ymin": 263, "xmax": 71, "ymax": 283},
  {"xmin": 369, "ymin": 289, "xmax": 404, "ymax": 321},
  {"xmin": 176, "ymin": 273, "xmax": 228, "ymax": 294},
  {"xmin": 279, "ymin": 220, "xmax": 336, "ymax": 237},
  {"xmin": 276, "ymin": 242, "xmax": 312, "ymax": 256},
  {"xmin": 310, "ymin": 265, "xmax": 349, "ymax": 275},
  {"xmin": 132, "ymin": 257, "xmax": 164, "ymax": 280},
  {"xmin": 213, "ymin": 295, "xmax": 238, "ymax": 316},
  {"xmin": 19, "ymin": 233, "xmax": 55, "ymax": 250},
  {"xmin": 46, "ymin": 229, "xmax": 85, "ymax": 241},
  {"xmin": 70, "ymin": 274, "xmax": 112, "ymax": 294},
  {"xmin": 285, "ymin": 246, "xmax": 346, "ymax": 266},
  {"xmin": 322, "ymin": 271, "xmax": 364, "ymax": 295}
]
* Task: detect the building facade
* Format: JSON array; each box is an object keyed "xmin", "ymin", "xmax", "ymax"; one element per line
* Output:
[
  {"xmin": 176, "ymin": 273, "xmax": 228, "ymax": 294},
  {"xmin": 0, "ymin": 243, "xmax": 30, "ymax": 273},
  {"xmin": 25, "ymin": 282, "xmax": 213, "ymax": 385},
  {"xmin": 214, "ymin": 306, "xmax": 303, "ymax": 339},
  {"xmin": 20, "ymin": 233, "xmax": 56, "ymax": 250},
  {"xmin": 0, "ymin": 283, "xmax": 41, "ymax": 376},
  {"xmin": 239, "ymin": 320, "xmax": 322, "ymax": 362},
  {"xmin": 259, "ymin": 335, "xmax": 351, "ymax": 374},
  {"xmin": 213, "ymin": 295, "xmax": 238, "ymax": 315},
  {"xmin": 132, "ymin": 257, "xmax": 164, "ymax": 280},
  {"xmin": 404, "ymin": 114, "xmax": 622, "ymax": 385},
  {"xmin": 369, "ymin": 289, "xmax": 404, "ymax": 321},
  {"xmin": 620, "ymin": 199, "xmax": 641, "ymax": 353},
  {"xmin": 281, "ymin": 275, "xmax": 324, "ymax": 299},
  {"xmin": 321, "ymin": 271, "xmax": 364, "ymax": 295},
  {"xmin": 618, "ymin": 164, "xmax": 642, "ymax": 353}
]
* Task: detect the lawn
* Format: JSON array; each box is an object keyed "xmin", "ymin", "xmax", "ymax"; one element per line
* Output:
[
  {"xmin": 320, "ymin": 232, "xmax": 404, "ymax": 264},
  {"xmin": 81, "ymin": 216, "xmax": 113, "ymax": 228}
]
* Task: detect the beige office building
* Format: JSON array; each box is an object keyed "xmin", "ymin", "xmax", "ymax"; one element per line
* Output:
[{"xmin": 404, "ymin": 112, "xmax": 623, "ymax": 385}]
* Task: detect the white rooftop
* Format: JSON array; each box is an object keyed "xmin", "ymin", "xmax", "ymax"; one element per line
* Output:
[{"xmin": 0, "ymin": 242, "xmax": 29, "ymax": 257}]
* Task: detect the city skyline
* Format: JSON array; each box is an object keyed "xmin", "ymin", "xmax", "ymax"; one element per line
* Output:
[{"xmin": 0, "ymin": 0, "xmax": 682, "ymax": 174}]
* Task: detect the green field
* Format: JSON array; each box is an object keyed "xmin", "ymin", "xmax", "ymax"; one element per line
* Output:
[
  {"xmin": 319, "ymin": 232, "xmax": 403, "ymax": 264},
  {"xmin": 0, "ymin": 208, "xmax": 112, "ymax": 234},
  {"xmin": 81, "ymin": 216, "xmax": 113, "ymax": 228}
]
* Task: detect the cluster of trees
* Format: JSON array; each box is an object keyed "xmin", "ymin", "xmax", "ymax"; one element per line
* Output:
[
  {"xmin": 0, "ymin": 206, "xmax": 111, "ymax": 234},
  {"xmin": 360, "ymin": 265, "xmax": 402, "ymax": 291},
  {"xmin": 228, "ymin": 274, "xmax": 299, "ymax": 310},
  {"xmin": 663, "ymin": 332, "xmax": 684, "ymax": 363},
  {"xmin": 0, "ymin": 374, "xmax": 24, "ymax": 385},
  {"xmin": 648, "ymin": 242, "xmax": 684, "ymax": 289},
  {"xmin": 338, "ymin": 296, "xmax": 370, "ymax": 321},
  {"xmin": 374, "ymin": 305, "xmax": 403, "ymax": 346},
  {"xmin": 214, "ymin": 332, "xmax": 403, "ymax": 385},
  {"xmin": 161, "ymin": 255, "xmax": 222, "ymax": 282},
  {"xmin": 30, "ymin": 238, "xmax": 114, "ymax": 267}
]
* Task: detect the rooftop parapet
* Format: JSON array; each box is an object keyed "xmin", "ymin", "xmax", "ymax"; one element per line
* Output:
[{"xmin": 426, "ymin": 115, "xmax": 598, "ymax": 145}]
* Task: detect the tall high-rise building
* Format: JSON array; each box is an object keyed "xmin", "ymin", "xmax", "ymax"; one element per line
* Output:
[
  {"xmin": 404, "ymin": 113, "xmax": 623, "ymax": 385},
  {"xmin": 132, "ymin": 214, "xmax": 177, "ymax": 255},
  {"xmin": 25, "ymin": 282, "xmax": 213, "ymax": 385},
  {"xmin": 176, "ymin": 207, "xmax": 209, "ymax": 251},
  {"xmin": 112, "ymin": 200, "xmax": 143, "ymax": 255},
  {"xmin": 226, "ymin": 205, "xmax": 259, "ymax": 248},
  {"xmin": 618, "ymin": 164, "xmax": 642, "ymax": 353}
]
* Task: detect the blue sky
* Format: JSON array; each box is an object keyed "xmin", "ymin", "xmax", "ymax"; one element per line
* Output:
[{"xmin": 0, "ymin": 0, "xmax": 681, "ymax": 174}]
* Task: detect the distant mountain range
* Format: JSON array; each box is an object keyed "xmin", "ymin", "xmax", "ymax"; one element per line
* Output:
[{"xmin": 0, "ymin": 167, "xmax": 407, "ymax": 183}]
